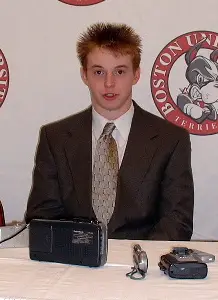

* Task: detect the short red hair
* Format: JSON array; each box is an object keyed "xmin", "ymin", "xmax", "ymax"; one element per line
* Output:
[{"xmin": 76, "ymin": 22, "xmax": 142, "ymax": 71}]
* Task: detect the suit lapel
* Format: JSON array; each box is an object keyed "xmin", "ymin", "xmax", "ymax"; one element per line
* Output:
[
  {"xmin": 109, "ymin": 103, "xmax": 159, "ymax": 231},
  {"xmin": 63, "ymin": 107, "xmax": 95, "ymax": 218},
  {"xmin": 119, "ymin": 103, "xmax": 159, "ymax": 190}
]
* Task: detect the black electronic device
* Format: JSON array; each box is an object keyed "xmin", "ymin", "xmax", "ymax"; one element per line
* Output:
[
  {"xmin": 29, "ymin": 218, "xmax": 108, "ymax": 267},
  {"xmin": 158, "ymin": 247, "xmax": 208, "ymax": 279}
]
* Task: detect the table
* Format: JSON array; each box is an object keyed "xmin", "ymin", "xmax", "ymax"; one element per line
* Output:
[{"xmin": 0, "ymin": 240, "xmax": 217, "ymax": 300}]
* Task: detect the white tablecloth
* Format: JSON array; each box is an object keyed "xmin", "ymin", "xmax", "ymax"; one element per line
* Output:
[{"xmin": 0, "ymin": 240, "xmax": 217, "ymax": 300}]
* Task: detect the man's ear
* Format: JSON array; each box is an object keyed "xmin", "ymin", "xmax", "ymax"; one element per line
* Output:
[
  {"xmin": 133, "ymin": 67, "xmax": 141, "ymax": 85},
  {"xmin": 80, "ymin": 67, "xmax": 88, "ymax": 86}
]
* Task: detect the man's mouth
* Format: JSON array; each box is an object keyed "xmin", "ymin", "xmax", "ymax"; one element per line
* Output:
[{"xmin": 103, "ymin": 93, "xmax": 118, "ymax": 101}]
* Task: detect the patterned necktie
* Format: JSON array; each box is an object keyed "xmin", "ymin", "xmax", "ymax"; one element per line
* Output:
[{"xmin": 92, "ymin": 122, "xmax": 119, "ymax": 224}]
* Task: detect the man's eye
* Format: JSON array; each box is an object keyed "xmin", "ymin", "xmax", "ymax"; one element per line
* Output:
[
  {"xmin": 94, "ymin": 70, "xmax": 104, "ymax": 75},
  {"xmin": 116, "ymin": 70, "xmax": 125, "ymax": 75}
]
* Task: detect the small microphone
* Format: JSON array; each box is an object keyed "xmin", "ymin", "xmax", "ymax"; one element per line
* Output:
[
  {"xmin": 126, "ymin": 244, "xmax": 148, "ymax": 280},
  {"xmin": 133, "ymin": 244, "xmax": 142, "ymax": 253}
]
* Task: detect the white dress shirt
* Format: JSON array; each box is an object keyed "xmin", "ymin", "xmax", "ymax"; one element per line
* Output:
[{"xmin": 92, "ymin": 103, "xmax": 134, "ymax": 168}]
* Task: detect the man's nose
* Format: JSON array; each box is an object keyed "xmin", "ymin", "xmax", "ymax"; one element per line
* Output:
[{"xmin": 104, "ymin": 73, "xmax": 115, "ymax": 88}]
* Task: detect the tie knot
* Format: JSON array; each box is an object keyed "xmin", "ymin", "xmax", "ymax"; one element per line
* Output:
[{"xmin": 102, "ymin": 122, "xmax": 116, "ymax": 137}]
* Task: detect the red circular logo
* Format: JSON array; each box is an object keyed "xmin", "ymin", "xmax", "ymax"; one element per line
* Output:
[
  {"xmin": 0, "ymin": 49, "xmax": 9, "ymax": 109},
  {"xmin": 59, "ymin": 0, "xmax": 104, "ymax": 5},
  {"xmin": 151, "ymin": 31, "xmax": 218, "ymax": 135}
]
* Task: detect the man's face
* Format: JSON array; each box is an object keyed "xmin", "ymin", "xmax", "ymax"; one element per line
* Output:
[{"xmin": 81, "ymin": 47, "xmax": 140, "ymax": 119}]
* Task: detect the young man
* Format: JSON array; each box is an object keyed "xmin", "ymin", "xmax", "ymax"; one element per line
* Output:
[{"xmin": 25, "ymin": 23, "xmax": 194, "ymax": 240}]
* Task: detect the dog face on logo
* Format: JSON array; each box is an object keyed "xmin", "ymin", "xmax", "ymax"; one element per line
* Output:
[{"xmin": 177, "ymin": 39, "xmax": 218, "ymax": 123}]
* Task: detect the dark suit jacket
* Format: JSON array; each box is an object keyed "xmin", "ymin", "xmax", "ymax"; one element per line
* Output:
[{"xmin": 25, "ymin": 102, "xmax": 194, "ymax": 240}]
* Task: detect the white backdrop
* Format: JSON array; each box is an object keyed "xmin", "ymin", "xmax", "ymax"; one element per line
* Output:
[{"xmin": 0, "ymin": 0, "xmax": 218, "ymax": 240}]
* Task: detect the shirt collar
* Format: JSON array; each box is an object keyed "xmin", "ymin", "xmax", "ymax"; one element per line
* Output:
[{"xmin": 92, "ymin": 103, "xmax": 134, "ymax": 141}]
